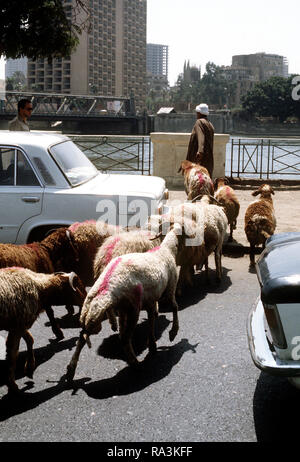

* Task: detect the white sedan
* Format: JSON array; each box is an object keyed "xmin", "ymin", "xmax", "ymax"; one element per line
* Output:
[
  {"xmin": 0, "ymin": 132, "xmax": 169, "ymax": 243},
  {"xmin": 247, "ymin": 232, "xmax": 300, "ymax": 388}
]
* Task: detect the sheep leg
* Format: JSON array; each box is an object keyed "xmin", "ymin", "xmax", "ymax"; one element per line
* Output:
[
  {"xmin": 249, "ymin": 244, "xmax": 256, "ymax": 266},
  {"xmin": 177, "ymin": 264, "xmax": 194, "ymax": 295},
  {"xmin": 168, "ymin": 297, "xmax": 179, "ymax": 342},
  {"xmin": 119, "ymin": 308, "xmax": 139, "ymax": 366},
  {"xmin": 228, "ymin": 224, "xmax": 233, "ymax": 242},
  {"xmin": 146, "ymin": 303, "xmax": 157, "ymax": 354},
  {"xmin": 6, "ymin": 330, "xmax": 22, "ymax": 394},
  {"xmin": 214, "ymin": 249, "xmax": 222, "ymax": 282},
  {"xmin": 22, "ymin": 330, "xmax": 35, "ymax": 379},
  {"xmin": 45, "ymin": 305, "xmax": 64, "ymax": 340},
  {"xmin": 204, "ymin": 257, "xmax": 209, "ymax": 281},
  {"xmin": 65, "ymin": 304, "xmax": 75, "ymax": 315},
  {"xmin": 66, "ymin": 330, "xmax": 87, "ymax": 382},
  {"xmin": 107, "ymin": 307, "xmax": 118, "ymax": 332}
]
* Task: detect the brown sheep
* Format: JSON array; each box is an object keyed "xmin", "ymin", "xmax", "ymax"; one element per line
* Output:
[
  {"xmin": 0, "ymin": 227, "xmax": 80, "ymax": 339},
  {"xmin": 68, "ymin": 220, "xmax": 122, "ymax": 286},
  {"xmin": 178, "ymin": 160, "xmax": 214, "ymax": 201},
  {"xmin": 214, "ymin": 177, "xmax": 240, "ymax": 242},
  {"xmin": 244, "ymin": 184, "xmax": 276, "ymax": 265}
]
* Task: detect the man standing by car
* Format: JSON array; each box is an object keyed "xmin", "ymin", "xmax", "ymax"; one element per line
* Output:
[
  {"xmin": 8, "ymin": 98, "xmax": 33, "ymax": 131},
  {"xmin": 186, "ymin": 103, "xmax": 214, "ymax": 178}
]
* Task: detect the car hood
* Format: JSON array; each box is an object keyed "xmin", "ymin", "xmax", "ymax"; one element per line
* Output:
[{"xmin": 73, "ymin": 172, "xmax": 166, "ymax": 200}]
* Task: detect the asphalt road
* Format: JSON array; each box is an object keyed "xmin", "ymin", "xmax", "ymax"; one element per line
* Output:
[{"xmin": 1, "ymin": 251, "xmax": 299, "ymax": 444}]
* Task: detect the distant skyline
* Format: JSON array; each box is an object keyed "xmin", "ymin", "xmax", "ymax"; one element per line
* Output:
[
  {"xmin": 1, "ymin": 0, "xmax": 299, "ymax": 86},
  {"xmin": 147, "ymin": 0, "xmax": 300, "ymax": 85}
]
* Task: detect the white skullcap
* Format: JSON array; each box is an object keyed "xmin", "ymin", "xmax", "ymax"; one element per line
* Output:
[{"xmin": 195, "ymin": 103, "xmax": 209, "ymax": 115}]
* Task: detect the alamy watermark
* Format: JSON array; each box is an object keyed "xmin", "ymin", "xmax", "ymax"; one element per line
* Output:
[
  {"xmin": 95, "ymin": 197, "xmax": 204, "ymax": 246},
  {"xmin": 292, "ymin": 76, "xmax": 300, "ymax": 101}
]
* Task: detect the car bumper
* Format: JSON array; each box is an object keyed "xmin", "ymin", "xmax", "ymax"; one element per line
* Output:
[{"xmin": 247, "ymin": 298, "xmax": 300, "ymax": 377}]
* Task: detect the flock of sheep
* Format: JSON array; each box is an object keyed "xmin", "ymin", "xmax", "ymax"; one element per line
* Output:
[{"xmin": 0, "ymin": 160, "xmax": 276, "ymax": 395}]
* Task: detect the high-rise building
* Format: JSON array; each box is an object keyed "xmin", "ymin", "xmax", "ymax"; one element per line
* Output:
[
  {"xmin": 5, "ymin": 58, "xmax": 28, "ymax": 79},
  {"xmin": 146, "ymin": 43, "xmax": 168, "ymax": 78},
  {"xmin": 232, "ymin": 52, "xmax": 289, "ymax": 81},
  {"xmin": 27, "ymin": 0, "xmax": 147, "ymax": 110},
  {"xmin": 221, "ymin": 52, "xmax": 289, "ymax": 106}
]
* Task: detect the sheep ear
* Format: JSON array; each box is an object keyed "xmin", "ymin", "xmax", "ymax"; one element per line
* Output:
[
  {"xmin": 178, "ymin": 160, "xmax": 192, "ymax": 174},
  {"xmin": 213, "ymin": 178, "xmax": 219, "ymax": 189},
  {"xmin": 252, "ymin": 189, "xmax": 260, "ymax": 196}
]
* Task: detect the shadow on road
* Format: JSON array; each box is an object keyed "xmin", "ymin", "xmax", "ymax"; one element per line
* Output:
[
  {"xmin": 176, "ymin": 266, "xmax": 232, "ymax": 310},
  {"xmin": 73, "ymin": 338, "xmax": 198, "ymax": 400},
  {"xmin": 253, "ymin": 371, "xmax": 300, "ymax": 441},
  {"xmin": 0, "ymin": 336, "xmax": 78, "ymax": 389},
  {"xmin": 97, "ymin": 314, "xmax": 171, "ymax": 360},
  {"xmin": 0, "ymin": 333, "xmax": 197, "ymax": 421}
]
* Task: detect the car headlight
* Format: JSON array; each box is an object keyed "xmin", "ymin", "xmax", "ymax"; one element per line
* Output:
[{"xmin": 263, "ymin": 303, "xmax": 287, "ymax": 349}]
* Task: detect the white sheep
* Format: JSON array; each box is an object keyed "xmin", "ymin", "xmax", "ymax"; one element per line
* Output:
[
  {"xmin": 147, "ymin": 196, "xmax": 228, "ymax": 290},
  {"xmin": 0, "ymin": 267, "xmax": 86, "ymax": 394},
  {"xmin": 65, "ymin": 223, "xmax": 184, "ymax": 382},
  {"xmin": 244, "ymin": 184, "xmax": 276, "ymax": 265},
  {"xmin": 93, "ymin": 229, "xmax": 161, "ymax": 281}
]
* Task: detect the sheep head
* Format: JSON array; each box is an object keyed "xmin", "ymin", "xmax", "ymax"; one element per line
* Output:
[{"xmin": 252, "ymin": 184, "xmax": 275, "ymax": 198}]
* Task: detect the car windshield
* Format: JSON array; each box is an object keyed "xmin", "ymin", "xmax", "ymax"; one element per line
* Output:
[{"xmin": 50, "ymin": 140, "xmax": 99, "ymax": 186}]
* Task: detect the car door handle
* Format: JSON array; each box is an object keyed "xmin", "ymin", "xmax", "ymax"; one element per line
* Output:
[{"xmin": 21, "ymin": 196, "xmax": 40, "ymax": 203}]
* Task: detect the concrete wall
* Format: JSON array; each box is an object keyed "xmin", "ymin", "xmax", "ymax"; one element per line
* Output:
[
  {"xmin": 153, "ymin": 113, "xmax": 228, "ymax": 134},
  {"xmin": 151, "ymin": 132, "xmax": 229, "ymax": 189}
]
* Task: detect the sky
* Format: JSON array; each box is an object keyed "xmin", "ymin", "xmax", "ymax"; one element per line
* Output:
[
  {"xmin": 1, "ymin": 0, "xmax": 299, "ymax": 84},
  {"xmin": 147, "ymin": 0, "xmax": 300, "ymax": 85}
]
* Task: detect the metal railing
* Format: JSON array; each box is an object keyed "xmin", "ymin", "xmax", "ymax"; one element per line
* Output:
[
  {"xmin": 71, "ymin": 135, "xmax": 152, "ymax": 175},
  {"xmin": 229, "ymin": 138, "xmax": 300, "ymax": 179},
  {"xmin": 0, "ymin": 91, "xmax": 134, "ymax": 117}
]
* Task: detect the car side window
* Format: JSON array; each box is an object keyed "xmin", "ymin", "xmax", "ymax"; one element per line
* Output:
[
  {"xmin": 16, "ymin": 151, "xmax": 40, "ymax": 186},
  {"xmin": 0, "ymin": 148, "xmax": 15, "ymax": 185},
  {"xmin": 0, "ymin": 148, "xmax": 40, "ymax": 186}
]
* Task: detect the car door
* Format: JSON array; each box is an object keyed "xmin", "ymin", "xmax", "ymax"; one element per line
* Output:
[{"xmin": 0, "ymin": 147, "xmax": 44, "ymax": 243}]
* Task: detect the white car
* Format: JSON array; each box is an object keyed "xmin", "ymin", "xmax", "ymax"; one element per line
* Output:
[
  {"xmin": 0, "ymin": 132, "xmax": 169, "ymax": 243},
  {"xmin": 247, "ymin": 232, "xmax": 300, "ymax": 388}
]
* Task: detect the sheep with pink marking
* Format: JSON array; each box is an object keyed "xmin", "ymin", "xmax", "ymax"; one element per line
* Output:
[
  {"xmin": 214, "ymin": 177, "xmax": 240, "ymax": 242},
  {"xmin": 68, "ymin": 219, "xmax": 122, "ymax": 287},
  {"xmin": 65, "ymin": 223, "xmax": 184, "ymax": 381},
  {"xmin": 178, "ymin": 160, "xmax": 214, "ymax": 201},
  {"xmin": 93, "ymin": 229, "xmax": 161, "ymax": 281}
]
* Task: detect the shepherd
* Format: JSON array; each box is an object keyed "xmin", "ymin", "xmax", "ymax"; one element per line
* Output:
[{"xmin": 186, "ymin": 103, "xmax": 214, "ymax": 178}]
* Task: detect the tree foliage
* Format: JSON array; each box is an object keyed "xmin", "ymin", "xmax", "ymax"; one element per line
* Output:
[
  {"xmin": 0, "ymin": 0, "xmax": 90, "ymax": 60},
  {"xmin": 6, "ymin": 71, "xmax": 27, "ymax": 91},
  {"xmin": 169, "ymin": 62, "xmax": 236, "ymax": 110},
  {"xmin": 241, "ymin": 76, "xmax": 300, "ymax": 122}
]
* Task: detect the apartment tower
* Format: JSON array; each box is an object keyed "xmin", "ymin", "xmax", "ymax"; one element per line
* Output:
[
  {"xmin": 146, "ymin": 43, "xmax": 168, "ymax": 78},
  {"xmin": 27, "ymin": 0, "xmax": 147, "ymax": 110}
]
